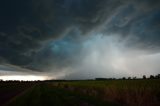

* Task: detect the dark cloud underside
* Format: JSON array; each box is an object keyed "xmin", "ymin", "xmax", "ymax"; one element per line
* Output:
[{"xmin": 0, "ymin": 0, "xmax": 160, "ymax": 79}]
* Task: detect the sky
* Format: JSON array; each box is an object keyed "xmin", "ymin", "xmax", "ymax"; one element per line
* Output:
[{"xmin": 0, "ymin": 0, "xmax": 160, "ymax": 80}]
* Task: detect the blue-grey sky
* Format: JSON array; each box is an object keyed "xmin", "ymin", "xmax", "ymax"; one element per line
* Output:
[{"xmin": 0, "ymin": 0, "xmax": 160, "ymax": 80}]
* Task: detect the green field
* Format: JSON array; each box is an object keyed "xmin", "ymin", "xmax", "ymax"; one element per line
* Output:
[{"xmin": 1, "ymin": 79, "xmax": 160, "ymax": 106}]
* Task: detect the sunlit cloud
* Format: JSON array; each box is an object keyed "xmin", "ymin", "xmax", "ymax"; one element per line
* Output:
[{"xmin": 0, "ymin": 75, "xmax": 47, "ymax": 81}]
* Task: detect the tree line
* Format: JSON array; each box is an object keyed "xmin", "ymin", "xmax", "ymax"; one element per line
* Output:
[{"xmin": 95, "ymin": 74, "xmax": 160, "ymax": 80}]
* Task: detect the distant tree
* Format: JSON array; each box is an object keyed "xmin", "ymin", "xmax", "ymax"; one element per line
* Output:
[
  {"xmin": 112, "ymin": 78, "xmax": 116, "ymax": 80},
  {"xmin": 95, "ymin": 78, "xmax": 107, "ymax": 80},
  {"xmin": 128, "ymin": 77, "xmax": 131, "ymax": 80},
  {"xmin": 155, "ymin": 74, "xmax": 160, "ymax": 79},
  {"xmin": 150, "ymin": 75, "xmax": 155, "ymax": 79},
  {"xmin": 158, "ymin": 74, "xmax": 160, "ymax": 79},
  {"xmin": 143, "ymin": 75, "xmax": 146, "ymax": 79},
  {"xmin": 122, "ymin": 77, "xmax": 126, "ymax": 80},
  {"xmin": 133, "ymin": 77, "xmax": 137, "ymax": 80}
]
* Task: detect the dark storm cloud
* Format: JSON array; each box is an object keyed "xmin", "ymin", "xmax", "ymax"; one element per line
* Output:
[
  {"xmin": 0, "ymin": 0, "xmax": 107, "ymax": 64},
  {"xmin": 99, "ymin": 0, "xmax": 160, "ymax": 52},
  {"xmin": 0, "ymin": 0, "xmax": 160, "ymax": 77},
  {"xmin": 0, "ymin": 0, "xmax": 118, "ymax": 69}
]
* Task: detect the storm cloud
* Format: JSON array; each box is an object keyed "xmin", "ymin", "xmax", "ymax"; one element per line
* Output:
[{"xmin": 0, "ymin": 0, "xmax": 160, "ymax": 80}]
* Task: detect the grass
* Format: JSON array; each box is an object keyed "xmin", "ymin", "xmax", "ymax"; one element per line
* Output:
[
  {"xmin": 54, "ymin": 79, "xmax": 160, "ymax": 106},
  {"xmin": 6, "ymin": 83, "xmax": 118, "ymax": 106},
  {"xmin": 1, "ymin": 79, "xmax": 160, "ymax": 106}
]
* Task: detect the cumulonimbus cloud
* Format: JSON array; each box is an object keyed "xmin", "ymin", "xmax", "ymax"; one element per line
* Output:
[{"xmin": 0, "ymin": 0, "xmax": 160, "ymax": 79}]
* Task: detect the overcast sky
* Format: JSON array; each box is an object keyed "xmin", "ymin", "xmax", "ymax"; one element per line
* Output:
[{"xmin": 0, "ymin": 0, "xmax": 160, "ymax": 80}]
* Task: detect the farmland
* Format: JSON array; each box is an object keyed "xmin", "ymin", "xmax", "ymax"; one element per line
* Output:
[{"xmin": 0, "ymin": 79, "xmax": 160, "ymax": 106}]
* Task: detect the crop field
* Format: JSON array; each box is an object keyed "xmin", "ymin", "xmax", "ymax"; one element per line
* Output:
[{"xmin": 0, "ymin": 79, "xmax": 160, "ymax": 106}]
